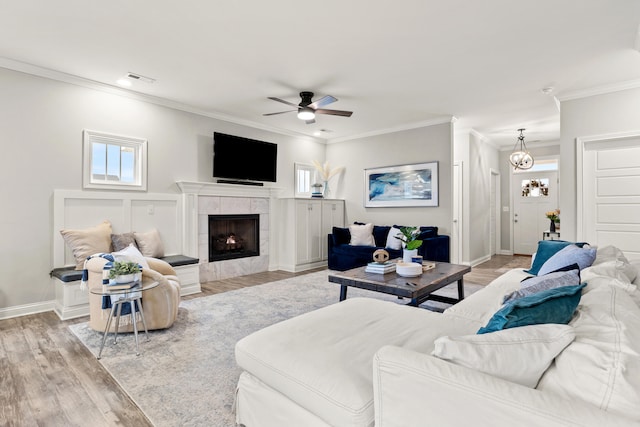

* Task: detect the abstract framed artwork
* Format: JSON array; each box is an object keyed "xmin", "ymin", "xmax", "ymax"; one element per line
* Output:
[{"xmin": 364, "ymin": 161, "xmax": 439, "ymax": 207}]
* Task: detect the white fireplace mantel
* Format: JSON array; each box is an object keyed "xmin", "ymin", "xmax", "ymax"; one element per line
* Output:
[
  {"xmin": 176, "ymin": 181, "xmax": 283, "ymax": 274},
  {"xmin": 176, "ymin": 181, "xmax": 282, "ymax": 198}
]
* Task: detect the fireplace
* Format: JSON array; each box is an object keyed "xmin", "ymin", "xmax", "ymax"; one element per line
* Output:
[{"xmin": 208, "ymin": 214, "xmax": 260, "ymax": 262}]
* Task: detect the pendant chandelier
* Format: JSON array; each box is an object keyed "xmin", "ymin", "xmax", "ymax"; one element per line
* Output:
[{"xmin": 509, "ymin": 128, "xmax": 534, "ymax": 170}]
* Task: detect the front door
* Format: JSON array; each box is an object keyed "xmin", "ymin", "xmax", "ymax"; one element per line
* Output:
[{"xmin": 512, "ymin": 171, "xmax": 558, "ymax": 255}]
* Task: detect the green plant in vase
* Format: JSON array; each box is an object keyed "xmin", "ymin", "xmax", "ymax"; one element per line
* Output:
[
  {"xmin": 395, "ymin": 226, "xmax": 423, "ymax": 262},
  {"xmin": 108, "ymin": 261, "xmax": 141, "ymax": 283}
]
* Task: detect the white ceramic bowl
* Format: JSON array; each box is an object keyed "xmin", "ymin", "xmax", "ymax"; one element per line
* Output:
[{"xmin": 396, "ymin": 262, "xmax": 423, "ymax": 277}]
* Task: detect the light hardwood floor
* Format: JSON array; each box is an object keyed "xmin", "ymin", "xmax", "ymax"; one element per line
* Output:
[{"xmin": 0, "ymin": 255, "xmax": 530, "ymax": 427}]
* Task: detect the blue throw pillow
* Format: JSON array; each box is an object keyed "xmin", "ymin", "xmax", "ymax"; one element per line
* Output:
[
  {"xmin": 478, "ymin": 283, "xmax": 586, "ymax": 334},
  {"xmin": 525, "ymin": 240, "xmax": 588, "ymax": 275},
  {"xmin": 372, "ymin": 225, "xmax": 391, "ymax": 247},
  {"xmin": 537, "ymin": 244, "xmax": 596, "ymax": 276},
  {"xmin": 332, "ymin": 227, "xmax": 351, "ymax": 246},
  {"xmin": 417, "ymin": 226, "xmax": 438, "ymax": 240}
]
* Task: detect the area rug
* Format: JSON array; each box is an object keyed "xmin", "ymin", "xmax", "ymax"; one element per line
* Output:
[{"xmin": 69, "ymin": 270, "xmax": 483, "ymax": 427}]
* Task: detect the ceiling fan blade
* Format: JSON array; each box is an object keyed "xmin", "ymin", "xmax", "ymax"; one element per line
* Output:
[
  {"xmin": 267, "ymin": 97, "xmax": 299, "ymax": 108},
  {"xmin": 308, "ymin": 95, "xmax": 337, "ymax": 109},
  {"xmin": 263, "ymin": 110, "xmax": 296, "ymax": 116},
  {"xmin": 305, "ymin": 119, "xmax": 316, "ymax": 125},
  {"xmin": 315, "ymin": 108, "xmax": 353, "ymax": 117}
]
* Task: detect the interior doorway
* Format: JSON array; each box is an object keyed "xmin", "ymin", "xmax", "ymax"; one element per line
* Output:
[
  {"xmin": 512, "ymin": 169, "xmax": 558, "ymax": 255},
  {"xmin": 452, "ymin": 162, "xmax": 463, "ymax": 264},
  {"xmin": 490, "ymin": 169, "xmax": 500, "ymax": 256}
]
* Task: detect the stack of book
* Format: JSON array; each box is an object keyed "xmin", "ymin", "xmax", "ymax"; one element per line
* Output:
[
  {"xmin": 103, "ymin": 280, "xmax": 140, "ymax": 292},
  {"xmin": 365, "ymin": 261, "xmax": 396, "ymax": 274}
]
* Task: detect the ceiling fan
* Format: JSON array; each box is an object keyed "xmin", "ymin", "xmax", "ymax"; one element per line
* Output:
[{"xmin": 263, "ymin": 91, "xmax": 353, "ymax": 124}]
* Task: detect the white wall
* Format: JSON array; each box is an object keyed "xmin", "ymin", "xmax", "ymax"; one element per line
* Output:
[
  {"xmin": 0, "ymin": 67, "xmax": 325, "ymax": 311},
  {"xmin": 454, "ymin": 130, "xmax": 500, "ymax": 264},
  {"xmin": 467, "ymin": 133, "xmax": 500, "ymax": 264},
  {"xmin": 325, "ymin": 123, "xmax": 453, "ymax": 233},
  {"xmin": 560, "ymin": 87, "xmax": 640, "ymax": 241}
]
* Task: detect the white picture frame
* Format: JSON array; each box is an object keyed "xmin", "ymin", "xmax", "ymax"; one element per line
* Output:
[{"xmin": 364, "ymin": 161, "xmax": 438, "ymax": 207}]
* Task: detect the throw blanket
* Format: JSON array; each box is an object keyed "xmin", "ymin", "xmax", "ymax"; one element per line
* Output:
[{"xmin": 82, "ymin": 253, "xmax": 142, "ymax": 318}]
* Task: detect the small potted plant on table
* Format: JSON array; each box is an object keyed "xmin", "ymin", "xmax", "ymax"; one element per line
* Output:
[
  {"xmin": 395, "ymin": 226, "xmax": 423, "ymax": 263},
  {"xmin": 108, "ymin": 261, "xmax": 141, "ymax": 283}
]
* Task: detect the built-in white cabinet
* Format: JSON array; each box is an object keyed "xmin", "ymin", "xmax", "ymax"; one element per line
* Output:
[{"xmin": 278, "ymin": 198, "xmax": 345, "ymax": 272}]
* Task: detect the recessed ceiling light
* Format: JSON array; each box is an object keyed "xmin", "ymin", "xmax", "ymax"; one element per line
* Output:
[{"xmin": 116, "ymin": 78, "xmax": 132, "ymax": 87}]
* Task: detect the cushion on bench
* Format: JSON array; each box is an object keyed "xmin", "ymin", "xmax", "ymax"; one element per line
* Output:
[{"xmin": 51, "ymin": 255, "xmax": 198, "ymax": 282}]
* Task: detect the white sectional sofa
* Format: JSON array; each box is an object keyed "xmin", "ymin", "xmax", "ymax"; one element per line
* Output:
[{"xmin": 234, "ymin": 246, "xmax": 640, "ymax": 426}]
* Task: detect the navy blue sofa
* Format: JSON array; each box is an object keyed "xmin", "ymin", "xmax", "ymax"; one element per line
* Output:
[{"xmin": 327, "ymin": 224, "xmax": 450, "ymax": 271}]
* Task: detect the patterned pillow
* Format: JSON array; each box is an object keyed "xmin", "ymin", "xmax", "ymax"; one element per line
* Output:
[
  {"xmin": 503, "ymin": 267, "xmax": 580, "ymax": 304},
  {"xmin": 537, "ymin": 244, "xmax": 596, "ymax": 276}
]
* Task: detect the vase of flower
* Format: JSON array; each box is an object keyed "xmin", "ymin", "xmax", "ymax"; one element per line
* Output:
[
  {"xmin": 312, "ymin": 160, "xmax": 344, "ymax": 200},
  {"xmin": 545, "ymin": 209, "xmax": 560, "ymax": 233},
  {"xmin": 323, "ymin": 180, "xmax": 330, "ymax": 198}
]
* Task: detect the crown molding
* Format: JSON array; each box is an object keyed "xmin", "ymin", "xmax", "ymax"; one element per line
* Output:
[
  {"xmin": 557, "ymin": 78, "xmax": 640, "ymax": 102},
  {"xmin": 326, "ymin": 115, "xmax": 454, "ymax": 144},
  {"xmin": 0, "ymin": 57, "xmax": 323, "ymax": 144}
]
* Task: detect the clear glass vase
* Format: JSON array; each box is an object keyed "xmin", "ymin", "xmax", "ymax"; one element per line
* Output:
[{"xmin": 323, "ymin": 181, "xmax": 330, "ymax": 198}]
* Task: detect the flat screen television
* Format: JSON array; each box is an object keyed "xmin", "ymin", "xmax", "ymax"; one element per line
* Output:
[{"xmin": 213, "ymin": 132, "xmax": 277, "ymax": 183}]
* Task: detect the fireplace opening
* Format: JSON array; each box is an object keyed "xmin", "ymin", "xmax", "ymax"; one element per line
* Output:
[{"xmin": 208, "ymin": 214, "xmax": 259, "ymax": 262}]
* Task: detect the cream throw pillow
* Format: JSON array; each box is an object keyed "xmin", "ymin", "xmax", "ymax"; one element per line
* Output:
[
  {"xmin": 432, "ymin": 324, "xmax": 575, "ymax": 388},
  {"xmin": 112, "ymin": 243, "xmax": 150, "ymax": 270},
  {"xmin": 349, "ymin": 223, "xmax": 375, "ymax": 246},
  {"xmin": 60, "ymin": 220, "xmax": 113, "ymax": 270},
  {"xmin": 134, "ymin": 228, "xmax": 165, "ymax": 258},
  {"xmin": 385, "ymin": 226, "xmax": 403, "ymax": 250}
]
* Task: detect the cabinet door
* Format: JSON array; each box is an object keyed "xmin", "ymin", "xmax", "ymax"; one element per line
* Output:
[
  {"xmin": 295, "ymin": 201, "xmax": 323, "ymax": 264},
  {"xmin": 321, "ymin": 200, "xmax": 345, "ymax": 260}
]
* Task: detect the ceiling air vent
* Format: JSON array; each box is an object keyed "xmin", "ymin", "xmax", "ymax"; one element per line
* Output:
[{"xmin": 126, "ymin": 72, "xmax": 155, "ymax": 84}]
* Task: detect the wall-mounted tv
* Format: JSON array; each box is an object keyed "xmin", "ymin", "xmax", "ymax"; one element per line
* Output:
[{"xmin": 213, "ymin": 132, "xmax": 277, "ymax": 183}]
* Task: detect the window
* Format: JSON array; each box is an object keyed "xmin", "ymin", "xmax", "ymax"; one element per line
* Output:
[
  {"xmin": 294, "ymin": 163, "xmax": 316, "ymax": 197},
  {"xmin": 83, "ymin": 130, "xmax": 147, "ymax": 191},
  {"xmin": 521, "ymin": 178, "xmax": 549, "ymax": 197}
]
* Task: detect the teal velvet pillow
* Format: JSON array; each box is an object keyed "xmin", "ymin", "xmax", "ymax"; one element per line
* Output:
[
  {"xmin": 525, "ymin": 240, "xmax": 588, "ymax": 275},
  {"xmin": 478, "ymin": 284, "xmax": 586, "ymax": 334}
]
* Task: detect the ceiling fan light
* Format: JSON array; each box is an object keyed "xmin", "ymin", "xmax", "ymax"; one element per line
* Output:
[{"xmin": 297, "ymin": 108, "xmax": 315, "ymax": 121}]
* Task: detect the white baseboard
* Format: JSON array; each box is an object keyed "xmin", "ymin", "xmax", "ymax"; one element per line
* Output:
[
  {"xmin": 0, "ymin": 300, "xmax": 56, "ymax": 321},
  {"xmin": 498, "ymin": 249, "xmax": 514, "ymax": 255},
  {"xmin": 279, "ymin": 260, "xmax": 327, "ymax": 273},
  {"xmin": 469, "ymin": 254, "xmax": 492, "ymax": 267},
  {"xmin": 180, "ymin": 282, "xmax": 202, "ymax": 296}
]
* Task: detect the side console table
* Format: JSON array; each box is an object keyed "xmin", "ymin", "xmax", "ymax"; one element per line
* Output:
[{"xmin": 90, "ymin": 281, "xmax": 158, "ymax": 359}]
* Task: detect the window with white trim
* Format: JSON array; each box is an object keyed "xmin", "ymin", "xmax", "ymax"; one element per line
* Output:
[
  {"xmin": 294, "ymin": 163, "xmax": 316, "ymax": 197},
  {"xmin": 83, "ymin": 130, "xmax": 147, "ymax": 191}
]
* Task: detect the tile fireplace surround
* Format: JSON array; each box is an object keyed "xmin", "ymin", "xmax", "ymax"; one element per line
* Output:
[{"xmin": 177, "ymin": 181, "xmax": 281, "ymax": 282}]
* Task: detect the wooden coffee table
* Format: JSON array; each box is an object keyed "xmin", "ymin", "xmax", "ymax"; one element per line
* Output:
[{"xmin": 328, "ymin": 261, "xmax": 472, "ymax": 307}]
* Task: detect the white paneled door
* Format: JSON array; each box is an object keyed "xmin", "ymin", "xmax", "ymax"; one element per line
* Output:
[
  {"xmin": 512, "ymin": 171, "xmax": 558, "ymax": 255},
  {"xmin": 578, "ymin": 134, "xmax": 640, "ymax": 260}
]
